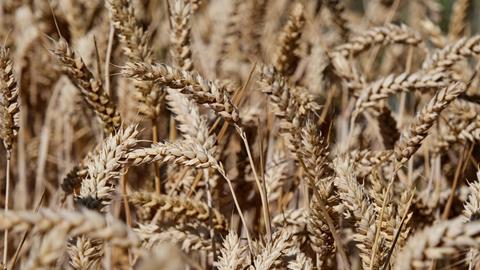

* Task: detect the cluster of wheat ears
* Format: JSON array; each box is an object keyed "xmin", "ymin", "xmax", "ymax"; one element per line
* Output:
[{"xmin": 1, "ymin": 0, "xmax": 480, "ymax": 269}]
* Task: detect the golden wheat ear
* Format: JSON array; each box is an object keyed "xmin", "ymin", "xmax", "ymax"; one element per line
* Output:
[
  {"xmin": 52, "ymin": 38, "xmax": 121, "ymax": 134},
  {"xmin": 0, "ymin": 47, "xmax": 19, "ymax": 155}
]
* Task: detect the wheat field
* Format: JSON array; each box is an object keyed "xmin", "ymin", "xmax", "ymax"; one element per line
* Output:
[{"xmin": 1, "ymin": 0, "xmax": 480, "ymax": 269}]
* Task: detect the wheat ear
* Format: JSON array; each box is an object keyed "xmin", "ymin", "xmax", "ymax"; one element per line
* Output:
[
  {"xmin": 353, "ymin": 70, "xmax": 449, "ymax": 114},
  {"xmin": 123, "ymin": 62, "xmax": 240, "ymax": 124},
  {"xmin": 170, "ymin": 0, "xmax": 194, "ymax": 72},
  {"xmin": 135, "ymin": 223, "xmax": 212, "ymax": 252},
  {"xmin": 0, "ymin": 208, "xmax": 139, "ymax": 248},
  {"xmin": 448, "ymin": 0, "xmax": 471, "ymax": 40},
  {"xmin": 0, "ymin": 47, "xmax": 19, "ymax": 266},
  {"xmin": 0, "ymin": 47, "xmax": 19, "ymax": 155},
  {"xmin": 394, "ymin": 82, "xmax": 466, "ymax": 167},
  {"xmin": 274, "ymin": 2, "xmax": 305, "ymax": 76},
  {"xmin": 423, "ymin": 35, "xmax": 480, "ymax": 71},
  {"xmin": 129, "ymin": 191, "xmax": 227, "ymax": 230},
  {"xmin": 214, "ymin": 231, "xmax": 247, "ymax": 270},
  {"xmin": 394, "ymin": 218, "xmax": 480, "ymax": 270},
  {"xmin": 67, "ymin": 236, "xmax": 103, "ymax": 270},
  {"xmin": 252, "ymin": 229, "xmax": 294, "ymax": 270},
  {"xmin": 52, "ymin": 38, "xmax": 121, "ymax": 134},
  {"xmin": 332, "ymin": 23, "xmax": 422, "ymax": 57},
  {"xmin": 76, "ymin": 125, "xmax": 139, "ymax": 211}
]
